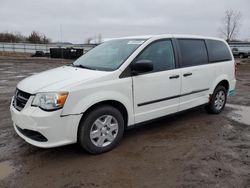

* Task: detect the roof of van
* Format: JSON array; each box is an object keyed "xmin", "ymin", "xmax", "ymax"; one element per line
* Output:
[{"xmin": 117, "ymin": 34, "xmax": 225, "ymax": 41}]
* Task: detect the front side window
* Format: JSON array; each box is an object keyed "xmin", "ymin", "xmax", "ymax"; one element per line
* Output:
[
  {"xmin": 73, "ymin": 39, "xmax": 145, "ymax": 71},
  {"xmin": 135, "ymin": 40, "xmax": 175, "ymax": 72},
  {"xmin": 178, "ymin": 39, "xmax": 208, "ymax": 67}
]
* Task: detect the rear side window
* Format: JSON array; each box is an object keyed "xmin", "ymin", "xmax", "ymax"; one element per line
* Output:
[
  {"xmin": 206, "ymin": 40, "xmax": 232, "ymax": 62},
  {"xmin": 178, "ymin": 39, "xmax": 208, "ymax": 67}
]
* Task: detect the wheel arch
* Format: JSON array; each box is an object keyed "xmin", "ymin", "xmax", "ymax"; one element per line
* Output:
[
  {"xmin": 77, "ymin": 100, "xmax": 129, "ymax": 142},
  {"xmin": 216, "ymin": 80, "xmax": 229, "ymax": 92},
  {"xmin": 82, "ymin": 100, "xmax": 128, "ymax": 126},
  {"xmin": 209, "ymin": 75, "xmax": 230, "ymax": 95}
]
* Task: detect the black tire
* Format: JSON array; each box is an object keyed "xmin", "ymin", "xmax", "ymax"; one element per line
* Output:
[
  {"xmin": 78, "ymin": 105, "xmax": 124, "ymax": 154},
  {"xmin": 239, "ymin": 53, "xmax": 245, "ymax": 59},
  {"xmin": 206, "ymin": 85, "xmax": 227, "ymax": 114}
]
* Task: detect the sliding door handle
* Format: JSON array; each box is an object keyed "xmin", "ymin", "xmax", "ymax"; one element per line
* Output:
[
  {"xmin": 169, "ymin": 75, "xmax": 180, "ymax": 79},
  {"xmin": 183, "ymin": 72, "xmax": 192, "ymax": 77}
]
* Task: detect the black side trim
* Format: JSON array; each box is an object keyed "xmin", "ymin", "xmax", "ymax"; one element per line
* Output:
[
  {"xmin": 181, "ymin": 88, "xmax": 209, "ymax": 97},
  {"xmin": 137, "ymin": 88, "xmax": 209, "ymax": 107},
  {"xmin": 138, "ymin": 95, "xmax": 179, "ymax": 107}
]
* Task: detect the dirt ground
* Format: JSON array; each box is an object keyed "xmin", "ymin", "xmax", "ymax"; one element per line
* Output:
[{"xmin": 0, "ymin": 56, "xmax": 249, "ymax": 188}]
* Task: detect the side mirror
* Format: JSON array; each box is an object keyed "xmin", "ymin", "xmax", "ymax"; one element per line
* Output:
[{"xmin": 132, "ymin": 59, "xmax": 153, "ymax": 75}]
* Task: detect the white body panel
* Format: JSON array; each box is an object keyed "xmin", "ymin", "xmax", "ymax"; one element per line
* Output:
[
  {"xmin": 10, "ymin": 34, "xmax": 236, "ymax": 148},
  {"xmin": 133, "ymin": 69, "xmax": 181, "ymax": 123},
  {"xmin": 179, "ymin": 64, "xmax": 215, "ymax": 111}
]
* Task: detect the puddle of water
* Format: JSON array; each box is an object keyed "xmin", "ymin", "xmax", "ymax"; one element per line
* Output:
[
  {"xmin": 226, "ymin": 104, "xmax": 250, "ymax": 125},
  {"xmin": 0, "ymin": 161, "xmax": 15, "ymax": 180}
]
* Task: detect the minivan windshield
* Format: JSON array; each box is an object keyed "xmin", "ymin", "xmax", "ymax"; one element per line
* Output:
[{"xmin": 73, "ymin": 39, "xmax": 145, "ymax": 71}]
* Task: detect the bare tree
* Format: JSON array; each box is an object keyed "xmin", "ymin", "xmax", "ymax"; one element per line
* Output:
[
  {"xmin": 220, "ymin": 9, "xmax": 242, "ymax": 42},
  {"xmin": 41, "ymin": 34, "xmax": 51, "ymax": 44},
  {"xmin": 0, "ymin": 32, "xmax": 25, "ymax": 43},
  {"xmin": 85, "ymin": 37, "xmax": 93, "ymax": 44},
  {"xmin": 27, "ymin": 31, "xmax": 41, "ymax": 44},
  {"xmin": 0, "ymin": 31, "xmax": 51, "ymax": 43}
]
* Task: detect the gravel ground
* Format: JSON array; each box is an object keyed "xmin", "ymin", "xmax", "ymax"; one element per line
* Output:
[{"xmin": 0, "ymin": 57, "xmax": 249, "ymax": 188}]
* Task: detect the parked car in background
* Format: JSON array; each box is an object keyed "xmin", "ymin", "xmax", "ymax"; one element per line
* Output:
[
  {"xmin": 50, "ymin": 47, "xmax": 83, "ymax": 59},
  {"xmin": 229, "ymin": 42, "xmax": 250, "ymax": 58},
  {"xmin": 31, "ymin": 51, "xmax": 45, "ymax": 57},
  {"xmin": 10, "ymin": 34, "xmax": 236, "ymax": 154},
  {"xmin": 231, "ymin": 48, "xmax": 249, "ymax": 58}
]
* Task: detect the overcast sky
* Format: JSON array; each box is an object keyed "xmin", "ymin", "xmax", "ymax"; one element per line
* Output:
[{"xmin": 0, "ymin": 0, "xmax": 249, "ymax": 43}]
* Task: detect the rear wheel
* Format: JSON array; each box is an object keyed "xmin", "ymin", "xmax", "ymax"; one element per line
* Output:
[
  {"xmin": 78, "ymin": 105, "xmax": 124, "ymax": 154},
  {"xmin": 206, "ymin": 85, "xmax": 227, "ymax": 114}
]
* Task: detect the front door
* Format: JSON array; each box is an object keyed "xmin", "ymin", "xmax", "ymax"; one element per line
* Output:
[{"xmin": 132, "ymin": 39, "xmax": 181, "ymax": 123}]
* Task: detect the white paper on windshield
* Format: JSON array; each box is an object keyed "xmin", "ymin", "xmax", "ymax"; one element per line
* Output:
[{"xmin": 127, "ymin": 40, "xmax": 144, "ymax": 45}]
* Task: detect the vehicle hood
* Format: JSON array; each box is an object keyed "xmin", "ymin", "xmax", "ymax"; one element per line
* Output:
[{"xmin": 17, "ymin": 66, "xmax": 110, "ymax": 94}]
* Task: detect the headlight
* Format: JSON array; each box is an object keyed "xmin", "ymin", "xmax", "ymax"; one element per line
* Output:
[{"xmin": 32, "ymin": 92, "xmax": 68, "ymax": 111}]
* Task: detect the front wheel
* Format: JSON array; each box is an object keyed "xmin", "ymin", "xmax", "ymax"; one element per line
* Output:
[
  {"xmin": 78, "ymin": 105, "xmax": 124, "ymax": 154},
  {"xmin": 206, "ymin": 86, "xmax": 227, "ymax": 114}
]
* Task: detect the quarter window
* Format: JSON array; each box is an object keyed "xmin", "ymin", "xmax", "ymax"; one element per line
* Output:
[
  {"xmin": 178, "ymin": 39, "xmax": 208, "ymax": 67},
  {"xmin": 135, "ymin": 40, "xmax": 175, "ymax": 72},
  {"xmin": 206, "ymin": 40, "xmax": 232, "ymax": 62}
]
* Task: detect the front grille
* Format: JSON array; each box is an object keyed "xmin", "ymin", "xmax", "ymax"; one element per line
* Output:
[
  {"xmin": 16, "ymin": 125, "xmax": 48, "ymax": 142},
  {"xmin": 13, "ymin": 89, "xmax": 31, "ymax": 111}
]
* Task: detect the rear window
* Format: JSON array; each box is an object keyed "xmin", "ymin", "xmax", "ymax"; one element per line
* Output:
[
  {"xmin": 178, "ymin": 39, "xmax": 208, "ymax": 67},
  {"xmin": 206, "ymin": 40, "xmax": 232, "ymax": 62}
]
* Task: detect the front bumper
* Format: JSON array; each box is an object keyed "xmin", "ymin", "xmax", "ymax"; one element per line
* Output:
[{"xmin": 10, "ymin": 97, "xmax": 82, "ymax": 148}]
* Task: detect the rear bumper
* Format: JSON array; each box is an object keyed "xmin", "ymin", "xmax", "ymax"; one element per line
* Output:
[
  {"xmin": 10, "ymin": 97, "xmax": 82, "ymax": 148},
  {"xmin": 228, "ymin": 79, "xmax": 236, "ymax": 96},
  {"xmin": 228, "ymin": 89, "xmax": 235, "ymax": 96}
]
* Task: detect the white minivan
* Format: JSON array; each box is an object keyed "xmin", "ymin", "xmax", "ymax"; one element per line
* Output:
[{"xmin": 10, "ymin": 34, "xmax": 236, "ymax": 154}]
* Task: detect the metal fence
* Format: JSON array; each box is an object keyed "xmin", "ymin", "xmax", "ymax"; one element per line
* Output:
[{"xmin": 0, "ymin": 42, "xmax": 96, "ymax": 54}]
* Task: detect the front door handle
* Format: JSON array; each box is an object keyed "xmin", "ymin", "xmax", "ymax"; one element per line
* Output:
[
  {"xmin": 169, "ymin": 75, "xmax": 180, "ymax": 79},
  {"xmin": 183, "ymin": 72, "xmax": 192, "ymax": 77}
]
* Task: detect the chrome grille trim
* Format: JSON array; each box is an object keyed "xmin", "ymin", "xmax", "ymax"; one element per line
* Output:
[{"xmin": 13, "ymin": 89, "xmax": 31, "ymax": 111}]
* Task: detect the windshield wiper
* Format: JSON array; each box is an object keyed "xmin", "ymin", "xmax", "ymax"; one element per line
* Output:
[{"xmin": 71, "ymin": 64, "xmax": 96, "ymax": 70}]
